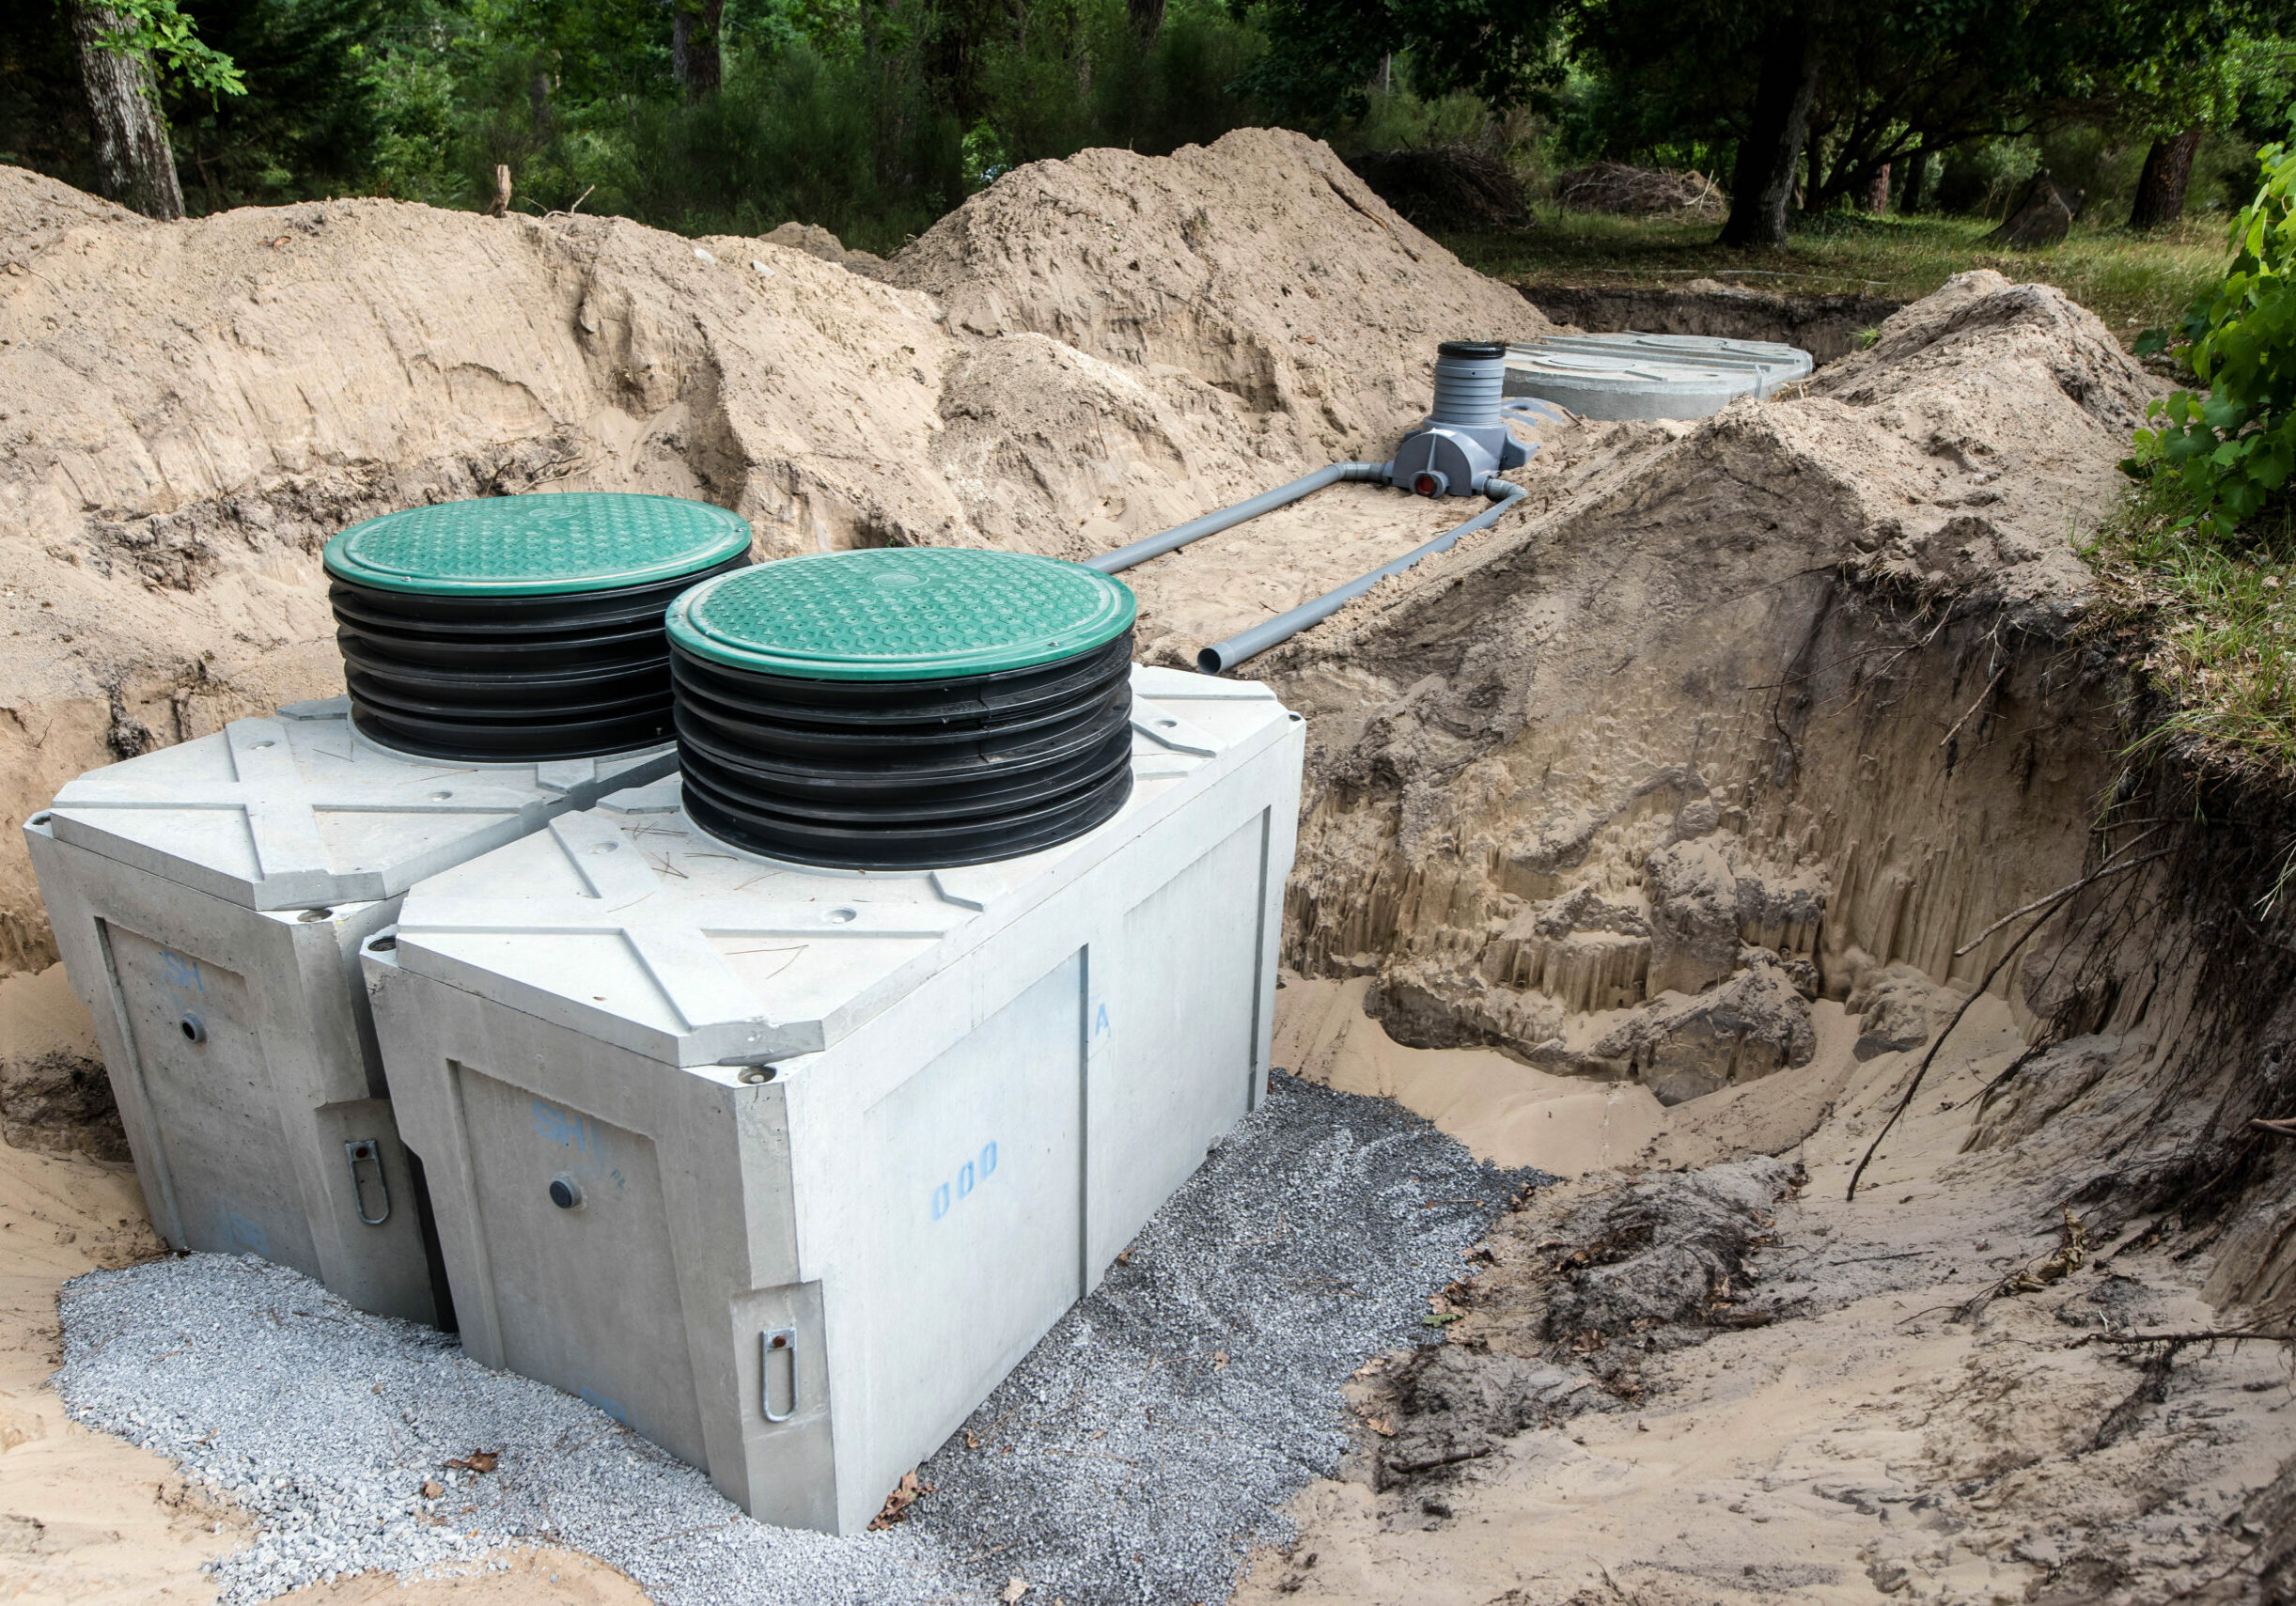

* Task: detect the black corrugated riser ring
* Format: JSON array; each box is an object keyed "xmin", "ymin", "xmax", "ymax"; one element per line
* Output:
[
  {"xmin": 672, "ymin": 632, "xmax": 1137, "ymax": 869},
  {"xmin": 328, "ymin": 554, "xmax": 748, "ymax": 762}
]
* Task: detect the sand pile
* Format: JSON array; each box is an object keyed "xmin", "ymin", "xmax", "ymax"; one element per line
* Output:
[
  {"xmin": 1201, "ymin": 270, "xmax": 2296, "ymax": 1601},
  {"xmin": 887, "ymin": 128, "xmax": 1547, "ymax": 457},
  {"xmin": 1268, "ymin": 272, "xmax": 2159, "ymax": 1097},
  {"xmin": 0, "ymin": 133, "xmax": 1538, "ymax": 977}
]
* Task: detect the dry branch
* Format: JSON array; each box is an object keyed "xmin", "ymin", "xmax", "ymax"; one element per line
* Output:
[{"xmin": 1554, "ymin": 162, "xmax": 1726, "ymax": 220}]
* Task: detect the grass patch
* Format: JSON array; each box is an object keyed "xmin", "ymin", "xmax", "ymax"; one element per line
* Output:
[
  {"xmin": 1435, "ymin": 206, "xmax": 2227, "ymax": 337},
  {"xmin": 2084, "ymin": 489, "xmax": 2296, "ymax": 789}
]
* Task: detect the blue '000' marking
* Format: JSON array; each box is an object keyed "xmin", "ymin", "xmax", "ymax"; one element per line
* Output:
[{"xmin": 930, "ymin": 1141, "xmax": 999, "ymax": 1222}]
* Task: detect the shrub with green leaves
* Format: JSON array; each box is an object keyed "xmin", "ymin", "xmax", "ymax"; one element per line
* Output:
[{"xmin": 2127, "ymin": 130, "xmax": 2296, "ymax": 540}]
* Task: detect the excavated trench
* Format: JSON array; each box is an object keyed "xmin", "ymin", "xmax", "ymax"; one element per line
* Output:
[
  {"xmin": 1217, "ymin": 273, "xmax": 2296, "ymax": 1604},
  {"xmin": 1521, "ymin": 281, "xmax": 1907, "ymax": 365}
]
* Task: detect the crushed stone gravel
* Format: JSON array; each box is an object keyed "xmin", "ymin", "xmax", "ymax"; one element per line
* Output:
[{"xmin": 55, "ymin": 1073, "xmax": 1537, "ymax": 1604}]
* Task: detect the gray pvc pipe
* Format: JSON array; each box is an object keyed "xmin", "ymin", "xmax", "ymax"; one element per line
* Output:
[
  {"xmin": 1081, "ymin": 462, "xmax": 1390, "ymax": 574},
  {"xmin": 1196, "ymin": 477, "xmax": 1528, "ymax": 675}
]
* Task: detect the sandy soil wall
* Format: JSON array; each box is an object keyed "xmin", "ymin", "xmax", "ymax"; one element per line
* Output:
[{"xmin": 1263, "ymin": 273, "xmax": 2156, "ymax": 1107}]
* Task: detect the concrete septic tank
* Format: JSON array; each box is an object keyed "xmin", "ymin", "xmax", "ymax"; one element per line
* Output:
[
  {"xmin": 23, "ymin": 492, "xmax": 753, "ymax": 1327},
  {"xmin": 1504, "ymin": 332, "xmax": 1814, "ymax": 419},
  {"xmin": 360, "ymin": 657, "xmax": 1304, "ymax": 1535}
]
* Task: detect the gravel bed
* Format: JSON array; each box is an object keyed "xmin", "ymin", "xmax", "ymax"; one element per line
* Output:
[{"xmin": 55, "ymin": 1074, "xmax": 1533, "ymax": 1604}]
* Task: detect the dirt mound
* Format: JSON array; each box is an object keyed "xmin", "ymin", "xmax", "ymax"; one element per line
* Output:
[
  {"xmin": 757, "ymin": 220, "xmax": 887, "ymax": 276},
  {"xmin": 0, "ymin": 964, "xmax": 119, "ymax": 1159},
  {"xmin": 885, "ymin": 128, "xmax": 1549, "ymax": 460},
  {"xmin": 1270, "ymin": 272, "xmax": 2159, "ymax": 1097},
  {"xmin": 1554, "ymin": 161, "xmax": 1726, "ymax": 220},
  {"xmin": 0, "ymin": 133, "xmax": 1526, "ymax": 975},
  {"xmin": 1232, "ymin": 269, "xmax": 2296, "ymax": 1600},
  {"xmin": 1808, "ymin": 267, "xmax": 2151, "ymax": 438}
]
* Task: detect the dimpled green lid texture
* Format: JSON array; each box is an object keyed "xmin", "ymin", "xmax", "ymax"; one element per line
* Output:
[
  {"xmin": 668, "ymin": 548, "xmax": 1138, "ymax": 680},
  {"xmin": 323, "ymin": 492, "xmax": 754, "ymax": 596}
]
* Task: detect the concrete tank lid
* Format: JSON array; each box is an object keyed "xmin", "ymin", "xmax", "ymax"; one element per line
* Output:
[
  {"xmin": 1507, "ymin": 333, "xmax": 1812, "ymax": 381},
  {"xmin": 324, "ymin": 493, "xmax": 754, "ymax": 597},
  {"xmin": 1517, "ymin": 332, "xmax": 1809, "ymax": 360},
  {"xmin": 667, "ymin": 549, "xmax": 1138, "ymax": 682}
]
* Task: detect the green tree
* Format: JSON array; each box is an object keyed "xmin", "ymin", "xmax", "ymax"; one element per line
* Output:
[
  {"xmin": 2119, "ymin": 32, "xmax": 2296, "ymax": 227},
  {"xmin": 167, "ymin": 0, "xmax": 389, "ymax": 209},
  {"xmin": 1235, "ymin": 0, "xmax": 1567, "ymax": 130},
  {"xmin": 1570, "ymin": 0, "xmax": 2296, "ymax": 247},
  {"xmin": 67, "ymin": 0, "xmax": 244, "ymax": 217},
  {"xmin": 2129, "ymin": 129, "xmax": 2296, "ymax": 538}
]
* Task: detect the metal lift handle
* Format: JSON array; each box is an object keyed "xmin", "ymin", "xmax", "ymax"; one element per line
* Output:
[
  {"xmin": 344, "ymin": 1139, "xmax": 391, "ymax": 1226},
  {"xmin": 761, "ymin": 1328, "xmax": 799, "ymax": 1423}
]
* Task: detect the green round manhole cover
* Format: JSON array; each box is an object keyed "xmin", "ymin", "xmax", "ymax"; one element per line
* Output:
[
  {"xmin": 324, "ymin": 493, "xmax": 754, "ymax": 597},
  {"xmin": 668, "ymin": 548, "xmax": 1138, "ymax": 680}
]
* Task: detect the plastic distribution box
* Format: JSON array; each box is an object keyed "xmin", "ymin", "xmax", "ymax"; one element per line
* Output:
[
  {"xmin": 23, "ymin": 697, "xmax": 675, "ymax": 1325},
  {"xmin": 359, "ymin": 666, "xmax": 1303, "ymax": 1533}
]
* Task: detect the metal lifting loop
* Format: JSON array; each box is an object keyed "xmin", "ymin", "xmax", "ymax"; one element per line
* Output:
[
  {"xmin": 344, "ymin": 1138, "xmax": 391, "ymax": 1226},
  {"xmin": 760, "ymin": 1328, "xmax": 798, "ymax": 1423}
]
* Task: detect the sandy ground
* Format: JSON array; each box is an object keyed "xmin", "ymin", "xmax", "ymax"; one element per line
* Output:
[
  {"xmin": 0, "ymin": 1144, "xmax": 648, "ymax": 1605},
  {"xmin": 13, "ymin": 971, "xmax": 2280, "ymax": 1605},
  {"xmin": 1119, "ymin": 405, "xmax": 1586, "ymax": 670},
  {"xmin": 0, "ymin": 972, "xmax": 649, "ymax": 1605},
  {"xmin": 0, "ymin": 970, "xmax": 1642, "ymax": 1605},
  {"xmin": 1242, "ymin": 986, "xmax": 2296, "ymax": 1606}
]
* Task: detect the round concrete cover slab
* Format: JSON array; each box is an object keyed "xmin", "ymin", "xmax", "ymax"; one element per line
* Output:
[
  {"xmin": 1504, "ymin": 332, "xmax": 1814, "ymax": 421},
  {"xmin": 668, "ymin": 548, "xmax": 1138, "ymax": 681},
  {"xmin": 1530, "ymin": 332, "xmax": 1813, "ymax": 393},
  {"xmin": 325, "ymin": 492, "xmax": 754, "ymax": 597}
]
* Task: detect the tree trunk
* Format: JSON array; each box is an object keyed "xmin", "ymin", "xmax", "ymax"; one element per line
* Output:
[
  {"xmin": 2129, "ymin": 129, "xmax": 2202, "ymax": 230},
  {"xmin": 1721, "ymin": 13, "xmax": 1818, "ymax": 247},
  {"xmin": 672, "ymin": 0, "xmax": 725, "ymax": 102},
  {"xmin": 1128, "ymin": 0, "xmax": 1165, "ymax": 40},
  {"xmin": 68, "ymin": 1, "xmax": 184, "ymax": 220},
  {"xmin": 1900, "ymin": 149, "xmax": 1929, "ymax": 213},
  {"xmin": 1865, "ymin": 162, "xmax": 1890, "ymax": 215}
]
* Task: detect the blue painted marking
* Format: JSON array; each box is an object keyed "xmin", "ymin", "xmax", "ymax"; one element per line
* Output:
[
  {"xmin": 579, "ymin": 1387, "xmax": 630, "ymax": 1425},
  {"xmin": 162, "ymin": 950, "xmax": 205, "ymax": 995},
  {"xmin": 217, "ymin": 1199, "xmax": 269, "ymax": 1256},
  {"xmin": 1092, "ymin": 1001, "xmax": 1110, "ymax": 1039},
  {"xmin": 532, "ymin": 1099, "xmax": 595, "ymax": 1160},
  {"xmin": 930, "ymin": 1140, "xmax": 1002, "ymax": 1222}
]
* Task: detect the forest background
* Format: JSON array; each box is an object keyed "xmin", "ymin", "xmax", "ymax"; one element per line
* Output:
[{"xmin": 4, "ymin": 0, "xmax": 2296, "ymax": 261}]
